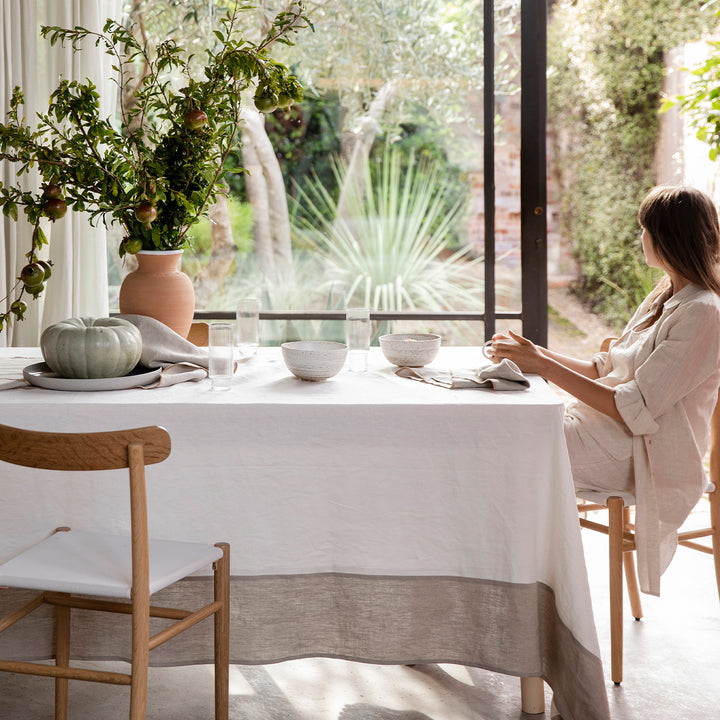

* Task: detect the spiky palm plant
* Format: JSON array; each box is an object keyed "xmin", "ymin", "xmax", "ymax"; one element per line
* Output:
[{"xmin": 291, "ymin": 144, "xmax": 482, "ymax": 313}]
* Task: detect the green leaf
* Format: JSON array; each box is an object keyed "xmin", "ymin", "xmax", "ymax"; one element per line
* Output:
[{"xmin": 35, "ymin": 226, "xmax": 48, "ymax": 247}]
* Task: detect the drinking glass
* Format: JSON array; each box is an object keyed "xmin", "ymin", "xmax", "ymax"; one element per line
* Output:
[
  {"xmin": 236, "ymin": 298, "xmax": 260, "ymax": 359},
  {"xmin": 346, "ymin": 307, "xmax": 371, "ymax": 372},
  {"xmin": 208, "ymin": 322, "xmax": 234, "ymax": 390}
]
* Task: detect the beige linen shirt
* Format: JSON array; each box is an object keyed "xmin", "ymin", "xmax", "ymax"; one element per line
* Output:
[{"xmin": 568, "ymin": 283, "xmax": 720, "ymax": 596}]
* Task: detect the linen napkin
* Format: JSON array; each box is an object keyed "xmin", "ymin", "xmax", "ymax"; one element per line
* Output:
[
  {"xmin": 118, "ymin": 314, "xmax": 209, "ymax": 387},
  {"xmin": 395, "ymin": 358, "xmax": 530, "ymax": 391}
]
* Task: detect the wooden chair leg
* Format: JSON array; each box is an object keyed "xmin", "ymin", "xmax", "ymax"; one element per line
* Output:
[
  {"xmin": 130, "ymin": 597, "xmax": 150, "ymax": 720},
  {"xmin": 608, "ymin": 497, "xmax": 624, "ymax": 685},
  {"xmin": 622, "ymin": 508, "xmax": 643, "ymax": 621},
  {"xmin": 709, "ymin": 489, "xmax": 720, "ymax": 603},
  {"xmin": 623, "ymin": 552, "xmax": 643, "ymax": 620},
  {"xmin": 520, "ymin": 676, "xmax": 544, "ymax": 714},
  {"xmin": 53, "ymin": 526, "xmax": 72, "ymax": 720},
  {"xmin": 214, "ymin": 543, "xmax": 230, "ymax": 720},
  {"xmin": 54, "ymin": 598, "xmax": 71, "ymax": 720}
]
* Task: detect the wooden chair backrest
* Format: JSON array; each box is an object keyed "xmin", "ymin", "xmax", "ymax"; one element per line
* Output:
[
  {"xmin": 0, "ymin": 424, "xmax": 171, "ymax": 471},
  {"xmin": 0, "ymin": 423, "xmax": 172, "ymax": 604},
  {"xmin": 187, "ymin": 321, "xmax": 209, "ymax": 347}
]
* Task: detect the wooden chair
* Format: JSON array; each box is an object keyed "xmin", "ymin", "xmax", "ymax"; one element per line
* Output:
[
  {"xmin": 0, "ymin": 424, "xmax": 229, "ymax": 720},
  {"xmin": 187, "ymin": 321, "xmax": 209, "ymax": 346},
  {"xmin": 576, "ymin": 339, "xmax": 720, "ymax": 685}
]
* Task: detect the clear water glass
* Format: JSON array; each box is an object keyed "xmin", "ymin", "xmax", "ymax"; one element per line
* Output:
[
  {"xmin": 346, "ymin": 307, "xmax": 371, "ymax": 372},
  {"xmin": 208, "ymin": 322, "xmax": 234, "ymax": 390},
  {"xmin": 236, "ymin": 298, "xmax": 260, "ymax": 359}
]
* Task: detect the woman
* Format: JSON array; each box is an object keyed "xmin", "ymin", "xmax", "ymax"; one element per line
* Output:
[{"xmin": 487, "ymin": 186, "xmax": 720, "ymax": 595}]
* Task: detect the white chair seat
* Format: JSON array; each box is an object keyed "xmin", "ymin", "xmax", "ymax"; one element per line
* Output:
[
  {"xmin": 578, "ymin": 481, "xmax": 715, "ymax": 508},
  {"xmin": 0, "ymin": 530, "xmax": 223, "ymax": 599},
  {"xmin": 576, "ymin": 489, "xmax": 636, "ymax": 507}
]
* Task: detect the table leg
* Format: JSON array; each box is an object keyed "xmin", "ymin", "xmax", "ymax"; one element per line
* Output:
[{"xmin": 520, "ymin": 676, "xmax": 545, "ymax": 714}]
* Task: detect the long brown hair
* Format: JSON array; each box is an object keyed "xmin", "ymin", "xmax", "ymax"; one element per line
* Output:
[{"xmin": 638, "ymin": 186, "xmax": 720, "ymax": 298}]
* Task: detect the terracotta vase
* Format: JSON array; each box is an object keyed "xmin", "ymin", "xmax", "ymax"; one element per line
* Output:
[{"xmin": 119, "ymin": 250, "xmax": 195, "ymax": 338}]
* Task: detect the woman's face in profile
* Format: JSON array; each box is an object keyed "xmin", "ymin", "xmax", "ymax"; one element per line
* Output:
[{"xmin": 641, "ymin": 227, "xmax": 664, "ymax": 269}]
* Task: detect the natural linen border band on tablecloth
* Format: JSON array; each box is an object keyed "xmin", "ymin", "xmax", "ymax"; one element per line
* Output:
[{"xmin": 1, "ymin": 574, "xmax": 606, "ymax": 720}]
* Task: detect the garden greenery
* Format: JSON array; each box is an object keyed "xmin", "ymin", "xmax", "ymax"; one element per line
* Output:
[
  {"xmin": 291, "ymin": 143, "xmax": 481, "ymax": 313},
  {"xmin": 548, "ymin": 0, "xmax": 716, "ymax": 328},
  {"xmin": 0, "ymin": 2, "xmax": 308, "ymax": 331},
  {"xmin": 665, "ymin": 4, "xmax": 720, "ymax": 162}
]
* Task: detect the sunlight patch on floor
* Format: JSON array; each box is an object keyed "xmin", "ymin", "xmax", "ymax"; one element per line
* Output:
[
  {"xmin": 229, "ymin": 663, "xmax": 255, "ymax": 696},
  {"xmin": 263, "ymin": 658, "xmax": 484, "ymax": 720}
]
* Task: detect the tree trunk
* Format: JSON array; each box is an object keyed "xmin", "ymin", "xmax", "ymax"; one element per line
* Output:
[
  {"xmin": 336, "ymin": 80, "xmax": 397, "ymax": 221},
  {"xmin": 121, "ymin": 1, "xmax": 150, "ymax": 135},
  {"xmin": 241, "ymin": 127, "xmax": 277, "ymax": 282},
  {"xmin": 236, "ymin": 2, "xmax": 297, "ymax": 287},
  {"xmin": 241, "ymin": 106, "xmax": 295, "ymax": 284},
  {"xmin": 192, "ymin": 194, "xmax": 237, "ymax": 307}
]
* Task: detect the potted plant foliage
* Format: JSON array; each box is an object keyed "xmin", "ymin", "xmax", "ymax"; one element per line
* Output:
[{"xmin": 0, "ymin": 1, "xmax": 308, "ymax": 335}]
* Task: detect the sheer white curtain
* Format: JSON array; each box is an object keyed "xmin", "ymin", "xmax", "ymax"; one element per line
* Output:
[{"xmin": 1, "ymin": 0, "xmax": 123, "ymax": 347}]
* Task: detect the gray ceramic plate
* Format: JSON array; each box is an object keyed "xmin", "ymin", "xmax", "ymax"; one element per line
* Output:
[{"xmin": 23, "ymin": 362, "xmax": 161, "ymax": 391}]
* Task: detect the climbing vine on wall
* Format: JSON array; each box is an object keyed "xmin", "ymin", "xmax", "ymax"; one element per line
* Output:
[{"xmin": 548, "ymin": 0, "xmax": 716, "ymax": 328}]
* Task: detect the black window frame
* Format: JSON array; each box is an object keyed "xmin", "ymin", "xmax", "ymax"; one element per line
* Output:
[{"xmin": 193, "ymin": 0, "xmax": 548, "ymax": 346}]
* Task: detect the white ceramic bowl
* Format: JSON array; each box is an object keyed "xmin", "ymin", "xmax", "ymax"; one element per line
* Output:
[
  {"xmin": 379, "ymin": 333, "xmax": 441, "ymax": 367},
  {"xmin": 281, "ymin": 340, "xmax": 348, "ymax": 381}
]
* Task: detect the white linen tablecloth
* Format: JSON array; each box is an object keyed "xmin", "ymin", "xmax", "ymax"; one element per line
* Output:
[{"xmin": 0, "ymin": 346, "xmax": 609, "ymax": 720}]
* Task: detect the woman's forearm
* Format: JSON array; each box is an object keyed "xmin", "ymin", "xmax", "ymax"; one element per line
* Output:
[
  {"xmin": 539, "ymin": 357, "xmax": 623, "ymax": 422},
  {"xmin": 540, "ymin": 348, "xmax": 599, "ymax": 379}
]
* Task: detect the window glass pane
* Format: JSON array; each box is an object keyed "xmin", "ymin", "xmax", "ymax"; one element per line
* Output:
[{"xmin": 108, "ymin": 0, "xmax": 523, "ymax": 345}]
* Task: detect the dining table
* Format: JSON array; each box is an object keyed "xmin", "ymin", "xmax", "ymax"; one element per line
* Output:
[{"xmin": 0, "ymin": 344, "xmax": 610, "ymax": 720}]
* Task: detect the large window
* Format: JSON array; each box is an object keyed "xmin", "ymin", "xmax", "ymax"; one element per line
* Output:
[{"xmin": 108, "ymin": 0, "xmax": 547, "ymax": 345}]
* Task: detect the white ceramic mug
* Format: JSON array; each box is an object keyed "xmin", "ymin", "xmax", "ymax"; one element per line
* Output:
[{"xmin": 482, "ymin": 339, "xmax": 495, "ymax": 360}]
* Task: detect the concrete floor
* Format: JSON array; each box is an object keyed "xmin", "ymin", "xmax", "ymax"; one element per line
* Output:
[{"xmin": 1, "ymin": 515, "xmax": 718, "ymax": 720}]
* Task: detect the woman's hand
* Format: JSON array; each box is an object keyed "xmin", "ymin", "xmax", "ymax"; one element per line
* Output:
[
  {"xmin": 487, "ymin": 331, "xmax": 623, "ymax": 422},
  {"xmin": 486, "ymin": 330, "xmax": 548, "ymax": 374}
]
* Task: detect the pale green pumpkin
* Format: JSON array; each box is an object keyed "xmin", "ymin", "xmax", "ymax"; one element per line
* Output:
[{"xmin": 40, "ymin": 317, "xmax": 142, "ymax": 379}]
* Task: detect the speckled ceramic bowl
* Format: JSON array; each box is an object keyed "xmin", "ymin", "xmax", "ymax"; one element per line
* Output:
[
  {"xmin": 379, "ymin": 333, "xmax": 441, "ymax": 367},
  {"xmin": 281, "ymin": 340, "xmax": 348, "ymax": 381}
]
